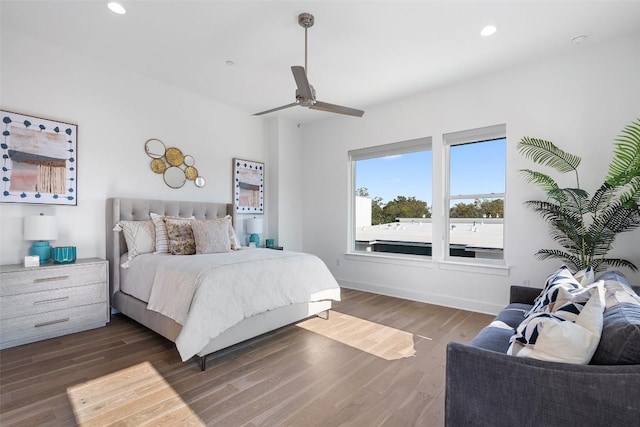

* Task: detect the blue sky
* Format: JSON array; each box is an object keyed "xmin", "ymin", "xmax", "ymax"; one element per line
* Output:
[{"xmin": 356, "ymin": 138, "xmax": 506, "ymax": 206}]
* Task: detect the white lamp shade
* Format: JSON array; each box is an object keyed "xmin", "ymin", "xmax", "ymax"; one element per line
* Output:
[
  {"xmin": 24, "ymin": 214, "xmax": 58, "ymax": 241},
  {"xmin": 246, "ymin": 218, "xmax": 263, "ymax": 234}
]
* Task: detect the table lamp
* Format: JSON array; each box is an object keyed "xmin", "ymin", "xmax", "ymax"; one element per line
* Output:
[
  {"xmin": 246, "ymin": 217, "xmax": 263, "ymax": 247},
  {"xmin": 24, "ymin": 213, "xmax": 58, "ymax": 264}
]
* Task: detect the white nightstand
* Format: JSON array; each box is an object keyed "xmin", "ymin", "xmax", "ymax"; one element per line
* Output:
[{"xmin": 0, "ymin": 258, "xmax": 109, "ymax": 350}]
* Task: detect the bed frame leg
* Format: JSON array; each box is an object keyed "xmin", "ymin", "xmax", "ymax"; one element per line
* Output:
[
  {"xmin": 317, "ymin": 310, "xmax": 330, "ymax": 320},
  {"xmin": 200, "ymin": 355, "xmax": 207, "ymax": 371}
]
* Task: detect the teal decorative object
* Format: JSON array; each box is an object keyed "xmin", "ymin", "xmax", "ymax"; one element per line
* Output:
[
  {"xmin": 52, "ymin": 246, "xmax": 76, "ymax": 264},
  {"xmin": 30, "ymin": 241, "xmax": 53, "ymax": 265}
]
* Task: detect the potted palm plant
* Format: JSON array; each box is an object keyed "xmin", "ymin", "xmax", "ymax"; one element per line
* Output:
[{"xmin": 519, "ymin": 118, "xmax": 640, "ymax": 272}]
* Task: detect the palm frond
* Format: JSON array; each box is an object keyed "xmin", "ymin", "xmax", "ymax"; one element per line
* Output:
[
  {"xmin": 519, "ymin": 169, "xmax": 560, "ymax": 194},
  {"xmin": 588, "ymin": 183, "xmax": 615, "ymax": 214},
  {"xmin": 518, "ymin": 137, "xmax": 582, "ymax": 174},
  {"xmin": 548, "ymin": 188, "xmax": 590, "ymax": 215},
  {"xmin": 606, "ymin": 118, "xmax": 640, "ymax": 186},
  {"xmin": 597, "ymin": 257, "xmax": 638, "ymax": 272},
  {"xmin": 535, "ymin": 249, "xmax": 582, "ymax": 271}
]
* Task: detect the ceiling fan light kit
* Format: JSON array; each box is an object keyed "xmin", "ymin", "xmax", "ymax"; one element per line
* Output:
[{"xmin": 254, "ymin": 13, "xmax": 364, "ymax": 118}]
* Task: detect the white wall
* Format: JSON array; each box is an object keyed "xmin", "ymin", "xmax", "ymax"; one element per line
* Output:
[
  {"xmin": 301, "ymin": 34, "xmax": 640, "ymax": 314},
  {"xmin": 0, "ymin": 30, "xmax": 269, "ymax": 265},
  {"xmin": 264, "ymin": 117, "xmax": 303, "ymax": 251}
]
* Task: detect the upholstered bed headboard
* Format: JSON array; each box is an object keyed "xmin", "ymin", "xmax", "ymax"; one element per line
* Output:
[{"xmin": 106, "ymin": 198, "xmax": 233, "ymax": 303}]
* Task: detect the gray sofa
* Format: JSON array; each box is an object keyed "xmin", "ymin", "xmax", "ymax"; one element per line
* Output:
[{"xmin": 445, "ymin": 277, "xmax": 640, "ymax": 427}]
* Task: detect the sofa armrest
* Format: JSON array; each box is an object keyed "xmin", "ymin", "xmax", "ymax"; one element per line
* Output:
[
  {"xmin": 509, "ymin": 285, "xmax": 542, "ymax": 304},
  {"xmin": 445, "ymin": 342, "xmax": 640, "ymax": 427}
]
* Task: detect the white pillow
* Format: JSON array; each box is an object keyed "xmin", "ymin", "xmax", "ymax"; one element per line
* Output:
[
  {"xmin": 508, "ymin": 281, "xmax": 605, "ymax": 364},
  {"xmin": 573, "ymin": 266, "xmax": 595, "ymax": 287},
  {"xmin": 204, "ymin": 215, "xmax": 241, "ymax": 250},
  {"xmin": 113, "ymin": 220, "xmax": 155, "ymax": 268},
  {"xmin": 191, "ymin": 219, "xmax": 232, "ymax": 254}
]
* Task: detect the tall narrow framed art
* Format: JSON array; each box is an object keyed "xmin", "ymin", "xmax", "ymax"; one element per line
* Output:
[
  {"xmin": 233, "ymin": 158, "xmax": 264, "ymax": 214},
  {"xmin": 1, "ymin": 110, "xmax": 78, "ymax": 205}
]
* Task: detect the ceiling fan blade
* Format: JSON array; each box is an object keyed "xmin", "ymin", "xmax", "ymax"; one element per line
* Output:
[
  {"xmin": 253, "ymin": 102, "xmax": 298, "ymax": 116},
  {"xmin": 311, "ymin": 101, "xmax": 365, "ymax": 117},
  {"xmin": 291, "ymin": 66, "xmax": 314, "ymax": 100}
]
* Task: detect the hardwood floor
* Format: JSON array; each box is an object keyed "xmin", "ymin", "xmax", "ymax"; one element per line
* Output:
[{"xmin": 0, "ymin": 289, "xmax": 493, "ymax": 426}]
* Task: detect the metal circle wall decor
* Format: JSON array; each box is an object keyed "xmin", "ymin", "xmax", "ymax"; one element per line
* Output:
[
  {"xmin": 151, "ymin": 158, "xmax": 167, "ymax": 174},
  {"xmin": 145, "ymin": 138, "xmax": 166, "ymax": 158},
  {"xmin": 185, "ymin": 166, "xmax": 198, "ymax": 180},
  {"xmin": 165, "ymin": 147, "xmax": 185, "ymax": 166},
  {"xmin": 143, "ymin": 138, "xmax": 205, "ymax": 188}
]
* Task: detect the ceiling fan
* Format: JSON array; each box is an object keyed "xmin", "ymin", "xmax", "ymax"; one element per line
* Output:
[{"xmin": 253, "ymin": 13, "xmax": 364, "ymax": 118}]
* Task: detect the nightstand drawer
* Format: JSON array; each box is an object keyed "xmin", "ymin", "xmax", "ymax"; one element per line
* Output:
[
  {"xmin": 0, "ymin": 282, "xmax": 106, "ymax": 320},
  {"xmin": 0, "ymin": 263, "xmax": 106, "ymax": 296},
  {"xmin": 0, "ymin": 302, "xmax": 108, "ymax": 345}
]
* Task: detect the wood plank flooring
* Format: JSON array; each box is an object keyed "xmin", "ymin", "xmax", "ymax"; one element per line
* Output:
[{"xmin": 0, "ymin": 289, "xmax": 493, "ymax": 426}]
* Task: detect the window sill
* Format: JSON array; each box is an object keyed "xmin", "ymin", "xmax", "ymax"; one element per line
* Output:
[
  {"xmin": 438, "ymin": 260, "xmax": 510, "ymax": 276},
  {"xmin": 344, "ymin": 252, "xmax": 510, "ymax": 276},
  {"xmin": 344, "ymin": 252, "xmax": 434, "ymax": 269}
]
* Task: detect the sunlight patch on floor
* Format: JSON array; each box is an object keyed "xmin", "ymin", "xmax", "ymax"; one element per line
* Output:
[
  {"xmin": 297, "ymin": 311, "xmax": 416, "ymax": 360},
  {"xmin": 67, "ymin": 361, "xmax": 204, "ymax": 426}
]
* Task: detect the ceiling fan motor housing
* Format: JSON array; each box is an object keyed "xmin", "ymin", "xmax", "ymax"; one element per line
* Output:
[
  {"xmin": 298, "ymin": 13, "xmax": 314, "ymax": 28},
  {"xmin": 296, "ymin": 85, "xmax": 316, "ymax": 107}
]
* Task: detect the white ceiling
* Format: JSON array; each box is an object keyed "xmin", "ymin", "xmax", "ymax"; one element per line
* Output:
[{"xmin": 3, "ymin": 1, "xmax": 640, "ymax": 124}]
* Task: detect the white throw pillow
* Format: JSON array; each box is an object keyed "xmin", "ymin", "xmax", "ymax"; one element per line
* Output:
[{"xmin": 113, "ymin": 220, "xmax": 155, "ymax": 268}]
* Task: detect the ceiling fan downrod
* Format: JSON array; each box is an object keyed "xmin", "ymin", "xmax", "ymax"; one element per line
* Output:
[{"xmin": 298, "ymin": 13, "xmax": 314, "ymax": 75}]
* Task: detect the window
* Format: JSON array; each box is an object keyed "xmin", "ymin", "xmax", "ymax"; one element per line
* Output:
[
  {"xmin": 348, "ymin": 124, "xmax": 506, "ymax": 266},
  {"xmin": 350, "ymin": 138, "xmax": 432, "ymax": 256},
  {"xmin": 444, "ymin": 124, "xmax": 506, "ymax": 262}
]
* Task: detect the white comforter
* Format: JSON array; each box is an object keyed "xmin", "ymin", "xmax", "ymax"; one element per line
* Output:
[{"xmin": 146, "ymin": 249, "xmax": 341, "ymax": 361}]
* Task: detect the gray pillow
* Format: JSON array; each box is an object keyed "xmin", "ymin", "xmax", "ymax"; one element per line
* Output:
[{"xmin": 590, "ymin": 270, "xmax": 640, "ymax": 365}]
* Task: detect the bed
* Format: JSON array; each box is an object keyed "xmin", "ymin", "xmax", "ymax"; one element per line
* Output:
[{"xmin": 106, "ymin": 198, "xmax": 340, "ymax": 370}]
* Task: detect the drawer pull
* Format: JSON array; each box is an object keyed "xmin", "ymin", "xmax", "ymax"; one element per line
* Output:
[
  {"xmin": 35, "ymin": 318, "xmax": 69, "ymax": 328},
  {"xmin": 34, "ymin": 275, "xmax": 69, "ymax": 283},
  {"xmin": 34, "ymin": 296, "xmax": 69, "ymax": 305}
]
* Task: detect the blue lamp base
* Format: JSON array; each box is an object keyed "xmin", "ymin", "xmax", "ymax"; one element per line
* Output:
[
  {"xmin": 249, "ymin": 233, "xmax": 260, "ymax": 247},
  {"xmin": 30, "ymin": 241, "xmax": 52, "ymax": 265}
]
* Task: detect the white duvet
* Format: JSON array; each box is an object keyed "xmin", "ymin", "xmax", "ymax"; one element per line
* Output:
[{"xmin": 146, "ymin": 249, "xmax": 341, "ymax": 361}]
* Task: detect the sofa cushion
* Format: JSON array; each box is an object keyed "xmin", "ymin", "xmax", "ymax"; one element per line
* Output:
[
  {"xmin": 590, "ymin": 270, "xmax": 640, "ymax": 365},
  {"xmin": 470, "ymin": 320, "xmax": 516, "ymax": 353},
  {"xmin": 495, "ymin": 303, "xmax": 529, "ymax": 329}
]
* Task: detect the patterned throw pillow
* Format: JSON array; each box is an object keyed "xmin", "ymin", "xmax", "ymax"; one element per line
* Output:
[
  {"xmin": 113, "ymin": 220, "xmax": 155, "ymax": 268},
  {"xmin": 526, "ymin": 265, "xmax": 581, "ymax": 316},
  {"xmin": 191, "ymin": 219, "xmax": 232, "ymax": 254},
  {"xmin": 164, "ymin": 217, "xmax": 196, "ymax": 255},
  {"xmin": 508, "ymin": 282, "xmax": 605, "ymax": 364},
  {"xmin": 150, "ymin": 213, "xmax": 194, "ymax": 254}
]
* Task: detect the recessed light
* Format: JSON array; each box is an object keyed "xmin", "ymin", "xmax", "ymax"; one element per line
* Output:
[
  {"xmin": 225, "ymin": 60, "xmax": 235, "ymax": 66},
  {"xmin": 480, "ymin": 25, "xmax": 497, "ymax": 37},
  {"xmin": 107, "ymin": 2, "xmax": 126, "ymax": 15}
]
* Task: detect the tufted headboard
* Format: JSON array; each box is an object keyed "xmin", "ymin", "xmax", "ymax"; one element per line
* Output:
[{"xmin": 106, "ymin": 198, "xmax": 233, "ymax": 303}]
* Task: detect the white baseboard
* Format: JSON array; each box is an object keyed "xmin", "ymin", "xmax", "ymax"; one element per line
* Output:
[{"xmin": 337, "ymin": 278, "xmax": 503, "ymax": 316}]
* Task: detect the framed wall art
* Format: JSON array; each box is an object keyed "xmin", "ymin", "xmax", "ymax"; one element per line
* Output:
[
  {"xmin": 1, "ymin": 110, "xmax": 77, "ymax": 205},
  {"xmin": 233, "ymin": 158, "xmax": 264, "ymax": 214}
]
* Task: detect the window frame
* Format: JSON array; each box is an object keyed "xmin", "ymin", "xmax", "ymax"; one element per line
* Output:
[
  {"xmin": 443, "ymin": 124, "xmax": 507, "ymax": 266},
  {"xmin": 348, "ymin": 137, "xmax": 433, "ymax": 256}
]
